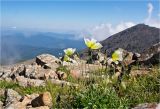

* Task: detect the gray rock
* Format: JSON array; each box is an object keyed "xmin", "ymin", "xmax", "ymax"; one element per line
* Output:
[
  {"xmin": 0, "ymin": 89, "xmax": 5, "ymax": 97},
  {"xmin": 0, "ymin": 101, "xmax": 3, "ymax": 109},
  {"xmin": 132, "ymin": 103, "xmax": 159, "ymax": 109},
  {"xmin": 16, "ymin": 76, "xmax": 45, "ymax": 87},
  {"xmin": 4, "ymin": 101, "xmax": 26, "ymax": 109},
  {"xmin": 0, "ymin": 68, "xmax": 12, "ymax": 79},
  {"xmin": 24, "ymin": 65, "xmax": 36, "ymax": 78},
  {"xmin": 4, "ymin": 89, "xmax": 22, "ymax": 106},
  {"xmin": 36, "ymin": 54, "xmax": 61, "ymax": 70},
  {"xmin": 139, "ymin": 42, "xmax": 160, "ymax": 65}
]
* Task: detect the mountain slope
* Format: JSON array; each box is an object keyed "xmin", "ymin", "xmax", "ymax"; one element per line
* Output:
[{"xmin": 101, "ymin": 24, "xmax": 160, "ymax": 56}]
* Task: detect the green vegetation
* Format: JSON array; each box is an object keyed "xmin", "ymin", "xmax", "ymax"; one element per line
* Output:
[{"xmin": 0, "ymin": 65, "xmax": 159, "ymax": 108}]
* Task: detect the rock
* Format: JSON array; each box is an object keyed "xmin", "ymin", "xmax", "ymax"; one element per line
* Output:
[
  {"xmin": 36, "ymin": 54, "xmax": 61, "ymax": 70},
  {"xmin": 132, "ymin": 103, "xmax": 159, "ymax": 109},
  {"xmin": 130, "ymin": 69, "xmax": 150, "ymax": 76},
  {"xmin": 25, "ymin": 93, "xmax": 39, "ymax": 101},
  {"xmin": 50, "ymin": 79, "xmax": 78, "ymax": 87},
  {"xmin": 123, "ymin": 51, "xmax": 135, "ymax": 66},
  {"xmin": 14, "ymin": 65, "xmax": 25, "ymax": 76},
  {"xmin": 31, "ymin": 92, "xmax": 52, "ymax": 107},
  {"xmin": 24, "ymin": 64, "xmax": 58, "ymax": 80},
  {"xmin": 56, "ymin": 71, "xmax": 67, "ymax": 80},
  {"xmin": 5, "ymin": 101, "xmax": 26, "ymax": 109},
  {"xmin": 139, "ymin": 42, "xmax": 160, "ymax": 65},
  {"xmin": 4, "ymin": 78, "xmax": 13, "ymax": 83},
  {"xmin": 24, "ymin": 65, "xmax": 36, "ymax": 78},
  {"xmin": 16, "ymin": 76, "xmax": 45, "ymax": 87},
  {"xmin": 4, "ymin": 89, "xmax": 22, "ymax": 106},
  {"xmin": 107, "ymin": 58, "xmax": 113, "ymax": 66},
  {"xmin": 28, "ymin": 106, "xmax": 49, "ymax": 109},
  {"xmin": 0, "ymin": 68, "xmax": 12, "ymax": 79},
  {"xmin": 20, "ymin": 96, "xmax": 32, "ymax": 106},
  {"xmin": 4, "ymin": 95, "xmax": 33, "ymax": 109},
  {"xmin": 0, "ymin": 101, "xmax": 3, "ymax": 109},
  {"xmin": 70, "ymin": 70, "xmax": 82, "ymax": 79},
  {"xmin": 133, "ymin": 53, "xmax": 141, "ymax": 60},
  {"xmin": 42, "ymin": 69, "xmax": 58, "ymax": 80},
  {"xmin": 0, "ymin": 89, "xmax": 5, "ymax": 97}
]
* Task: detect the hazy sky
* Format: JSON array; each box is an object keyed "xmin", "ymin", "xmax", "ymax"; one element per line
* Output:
[{"xmin": 1, "ymin": 0, "xmax": 160, "ymax": 40}]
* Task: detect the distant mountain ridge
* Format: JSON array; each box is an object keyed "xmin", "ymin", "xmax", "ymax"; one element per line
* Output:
[
  {"xmin": 101, "ymin": 24, "xmax": 160, "ymax": 55},
  {"xmin": 0, "ymin": 31, "xmax": 85, "ymax": 65}
]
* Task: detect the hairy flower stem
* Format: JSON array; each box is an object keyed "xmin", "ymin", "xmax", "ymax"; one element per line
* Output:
[{"xmin": 87, "ymin": 49, "xmax": 93, "ymax": 64}]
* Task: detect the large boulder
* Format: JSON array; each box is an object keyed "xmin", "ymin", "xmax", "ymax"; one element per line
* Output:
[
  {"xmin": 139, "ymin": 42, "xmax": 160, "ymax": 65},
  {"xmin": 24, "ymin": 65, "xmax": 58, "ymax": 80},
  {"xmin": 36, "ymin": 54, "xmax": 61, "ymax": 70}
]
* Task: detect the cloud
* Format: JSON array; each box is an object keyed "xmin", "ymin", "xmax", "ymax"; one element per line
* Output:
[
  {"xmin": 82, "ymin": 2, "xmax": 159, "ymax": 41},
  {"xmin": 145, "ymin": 3, "xmax": 153, "ymax": 22},
  {"xmin": 83, "ymin": 22, "xmax": 135, "ymax": 41},
  {"xmin": 145, "ymin": 3, "xmax": 160, "ymax": 28}
]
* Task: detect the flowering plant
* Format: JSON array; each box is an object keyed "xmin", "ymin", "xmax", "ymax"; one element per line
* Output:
[{"xmin": 84, "ymin": 38, "xmax": 103, "ymax": 50}]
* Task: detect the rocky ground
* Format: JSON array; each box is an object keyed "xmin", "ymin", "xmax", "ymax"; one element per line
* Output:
[{"xmin": 0, "ymin": 43, "xmax": 159, "ymax": 109}]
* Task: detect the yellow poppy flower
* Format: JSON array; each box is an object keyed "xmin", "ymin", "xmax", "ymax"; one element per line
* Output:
[
  {"xmin": 112, "ymin": 49, "xmax": 123, "ymax": 62},
  {"xmin": 84, "ymin": 38, "xmax": 103, "ymax": 50},
  {"xmin": 64, "ymin": 48, "xmax": 76, "ymax": 56}
]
